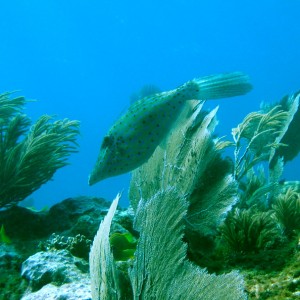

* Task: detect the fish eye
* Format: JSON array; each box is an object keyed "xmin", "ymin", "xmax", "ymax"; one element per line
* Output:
[{"xmin": 101, "ymin": 135, "xmax": 114, "ymax": 148}]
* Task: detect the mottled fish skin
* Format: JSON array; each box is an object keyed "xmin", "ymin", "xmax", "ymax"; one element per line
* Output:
[{"xmin": 89, "ymin": 72, "xmax": 252, "ymax": 185}]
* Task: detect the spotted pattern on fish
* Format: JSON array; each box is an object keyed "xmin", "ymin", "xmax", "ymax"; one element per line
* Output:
[{"xmin": 89, "ymin": 72, "xmax": 252, "ymax": 184}]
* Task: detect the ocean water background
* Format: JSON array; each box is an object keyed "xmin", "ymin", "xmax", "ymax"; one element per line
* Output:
[{"xmin": 0, "ymin": 0, "xmax": 299, "ymax": 208}]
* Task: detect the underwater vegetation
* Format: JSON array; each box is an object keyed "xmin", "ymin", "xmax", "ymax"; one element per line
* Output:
[
  {"xmin": 220, "ymin": 208, "xmax": 280, "ymax": 253},
  {"xmin": 89, "ymin": 80, "xmax": 300, "ymax": 299},
  {"xmin": 1, "ymin": 75, "xmax": 300, "ymax": 299},
  {"xmin": 0, "ymin": 92, "xmax": 80, "ymax": 208},
  {"xmin": 219, "ymin": 91, "xmax": 300, "ymax": 255},
  {"xmin": 272, "ymin": 187, "xmax": 300, "ymax": 238},
  {"xmin": 269, "ymin": 91, "xmax": 300, "ymax": 166}
]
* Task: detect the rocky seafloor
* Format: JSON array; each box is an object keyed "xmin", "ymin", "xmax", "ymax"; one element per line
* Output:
[{"xmin": 0, "ymin": 196, "xmax": 299, "ymax": 300}]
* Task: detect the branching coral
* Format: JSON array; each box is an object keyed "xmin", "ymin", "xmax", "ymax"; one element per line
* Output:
[
  {"xmin": 0, "ymin": 92, "xmax": 80, "ymax": 208},
  {"xmin": 39, "ymin": 233, "xmax": 92, "ymax": 260}
]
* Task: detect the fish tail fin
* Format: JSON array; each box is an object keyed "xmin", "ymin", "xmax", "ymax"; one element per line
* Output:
[{"xmin": 180, "ymin": 72, "xmax": 252, "ymax": 100}]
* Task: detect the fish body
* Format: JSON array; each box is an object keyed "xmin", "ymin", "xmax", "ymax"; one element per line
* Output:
[{"xmin": 89, "ymin": 72, "xmax": 252, "ymax": 185}]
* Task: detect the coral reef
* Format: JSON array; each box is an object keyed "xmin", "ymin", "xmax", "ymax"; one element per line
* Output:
[{"xmin": 1, "ymin": 89, "xmax": 300, "ymax": 299}]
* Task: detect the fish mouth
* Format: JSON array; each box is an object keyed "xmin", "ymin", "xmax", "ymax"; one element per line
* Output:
[
  {"xmin": 88, "ymin": 147, "xmax": 109, "ymax": 185},
  {"xmin": 88, "ymin": 166, "xmax": 106, "ymax": 185},
  {"xmin": 88, "ymin": 174, "xmax": 97, "ymax": 186}
]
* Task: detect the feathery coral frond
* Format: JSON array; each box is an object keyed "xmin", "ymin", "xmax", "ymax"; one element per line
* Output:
[
  {"xmin": 0, "ymin": 93, "xmax": 80, "ymax": 208},
  {"xmin": 129, "ymin": 188, "xmax": 246, "ymax": 300},
  {"xmin": 269, "ymin": 92, "xmax": 300, "ymax": 166},
  {"xmin": 272, "ymin": 188, "xmax": 300, "ymax": 237},
  {"xmin": 232, "ymin": 105, "xmax": 289, "ymax": 181},
  {"xmin": 221, "ymin": 208, "xmax": 279, "ymax": 253},
  {"xmin": 0, "ymin": 92, "xmax": 26, "ymax": 122},
  {"xmin": 89, "ymin": 194, "xmax": 123, "ymax": 300}
]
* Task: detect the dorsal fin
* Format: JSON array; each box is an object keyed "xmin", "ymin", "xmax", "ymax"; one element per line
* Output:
[{"xmin": 130, "ymin": 84, "xmax": 161, "ymax": 103}]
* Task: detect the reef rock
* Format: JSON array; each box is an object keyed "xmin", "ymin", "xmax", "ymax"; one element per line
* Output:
[
  {"xmin": 21, "ymin": 281, "xmax": 91, "ymax": 300},
  {"xmin": 0, "ymin": 206, "xmax": 49, "ymax": 240},
  {"xmin": 0, "ymin": 196, "xmax": 134, "ymax": 299},
  {"xmin": 47, "ymin": 196, "xmax": 111, "ymax": 239},
  {"xmin": 0, "ymin": 196, "xmax": 132, "ymax": 241},
  {"xmin": 0, "ymin": 244, "xmax": 26, "ymax": 299},
  {"xmin": 21, "ymin": 249, "xmax": 91, "ymax": 299},
  {"xmin": 46, "ymin": 196, "xmax": 134, "ymax": 239}
]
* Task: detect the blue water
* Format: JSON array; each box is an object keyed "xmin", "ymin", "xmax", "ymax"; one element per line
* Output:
[{"xmin": 1, "ymin": 0, "xmax": 299, "ymax": 208}]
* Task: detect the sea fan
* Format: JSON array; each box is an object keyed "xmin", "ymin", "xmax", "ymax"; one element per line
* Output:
[
  {"xmin": 130, "ymin": 101, "xmax": 238, "ymax": 237},
  {"xmin": 90, "ymin": 101, "xmax": 247, "ymax": 300}
]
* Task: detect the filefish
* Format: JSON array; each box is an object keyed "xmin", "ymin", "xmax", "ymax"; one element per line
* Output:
[{"xmin": 89, "ymin": 72, "xmax": 252, "ymax": 185}]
